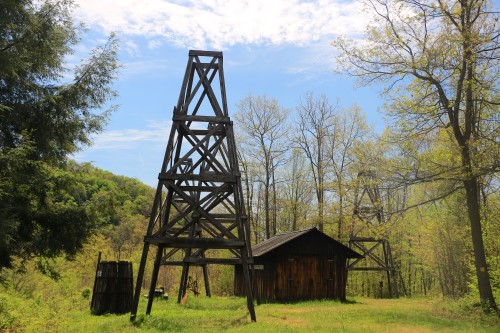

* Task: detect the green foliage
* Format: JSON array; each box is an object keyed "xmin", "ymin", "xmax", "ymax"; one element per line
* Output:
[
  {"xmin": 0, "ymin": 159, "xmax": 153, "ymax": 274},
  {"xmin": 0, "ymin": 294, "xmax": 15, "ymax": 329},
  {"xmin": 0, "ymin": 0, "xmax": 119, "ymax": 160},
  {"xmin": 334, "ymin": 0, "xmax": 499, "ymax": 310},
  {"xmin": 0, "ymin": 0, "xmax": 119, "ymax": 269},
  {"xmin": 0, "ymin": 165, "xmax": 156, "ymax": 331}
]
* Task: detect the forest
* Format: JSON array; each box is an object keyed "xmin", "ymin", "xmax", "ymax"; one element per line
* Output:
[
  {"xmin": 233, "ymin": 92, "xmax": 499, "ymax": 301},
  {"xmin": 0, "ymin": 0, "xmax": 499, "ymax": 331}
]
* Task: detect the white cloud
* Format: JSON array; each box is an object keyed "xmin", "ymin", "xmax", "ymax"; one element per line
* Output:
[
  {"xmin": 147, "ymin": 39, "xmax": 162, "ymax": 49},
  {"xmin": 121, "ymin": 58, "xmax": 170, "ymax": 78},
  {"xmin": 87, "ymin": 121, "xmax": 171, "ymax": 151},
  {"xmin": 286, "ymin": 41, "xmax": 337, "ymax": 75},
  {"xmin": 124, "ymin": 39, "xmax": 141, "ymax": 57},
  {"xmin": 73, "ymin": 0, "xmax": 368, "ymax": 49}
]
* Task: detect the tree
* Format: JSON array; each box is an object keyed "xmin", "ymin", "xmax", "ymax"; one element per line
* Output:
[
  {"xmin": 280, "ymin": 148, "xmax": 313, "ymax": 231},
  {"xmin": 236, "ymin": 143, "xmax": 260, "ymax": 243},
  {"xmin": 334, "ymin": 0, "xmax": 499, "ymax": 310},
  {"xmin": 0, "ymin": 0, "xmax": 119, "ymax": 269},
  {"xmin": 295, "ymin": 92, "xmax": 337, "ymax": 232},
  {"xmin": 235, "ymin": 94, "xmax": 289, "ymax": 238},
  {"xmin": 327, "ymin": 104, "xmax": 369, "ymax": 239}
]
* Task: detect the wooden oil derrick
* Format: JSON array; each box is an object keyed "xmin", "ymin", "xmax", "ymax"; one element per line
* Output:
[
  {"xmin": 347, "ymin": 171, "xmax": 399, "ymax": 298},
  {"xmin": 130, "ymin": 50, "xmax": 256, "ymax": 321}
]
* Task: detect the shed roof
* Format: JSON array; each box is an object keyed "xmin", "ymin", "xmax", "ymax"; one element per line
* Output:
[{"xmin": 251, "ymin": 227, "xmax": 362, "ymax": 258}]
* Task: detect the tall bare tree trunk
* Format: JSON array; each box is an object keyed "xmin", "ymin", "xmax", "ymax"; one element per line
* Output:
[
  {"xmin": 317, "ymin": 141, "xmax": 324, "ymax": 232},
  {"xmin": 265, "ymin": 169, "xmax": 270, "ymax": 239},
  {"xmin": 464, "ymin": 176, "xmax": 497, "ymax": 310},
  {"xmin": 272, "ymin": 164, "xmax": 277, "ymax": 236}
]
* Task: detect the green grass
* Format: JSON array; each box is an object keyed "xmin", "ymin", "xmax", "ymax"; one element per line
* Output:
[{"xmin": 2, "ymin": 293, "xmax": 499, "ymax": 332}]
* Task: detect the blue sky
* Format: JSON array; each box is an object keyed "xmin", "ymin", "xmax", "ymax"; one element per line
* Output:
[{"xmin": 71, "ymin": 0, "xmax": 387, "ymax": 187}]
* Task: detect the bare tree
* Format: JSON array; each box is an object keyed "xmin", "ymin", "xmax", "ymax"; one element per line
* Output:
[
  {"xmin": 281, "ymin": 148, "xmax": 313, "ymax": 231},
  {"xmin": 236, "ymin": 144, "xmax": 258, "ymax": 243},
  {"xmin": 295, "ymin": 92, "xmax": 338, "ymax": 232},
  {"xmin": 235, "ymin": 94, "xmax": 289, "ymax": 239},
  {"xmin": 328, "ymin": 104, "xmax": 370, "ymax": 239}
]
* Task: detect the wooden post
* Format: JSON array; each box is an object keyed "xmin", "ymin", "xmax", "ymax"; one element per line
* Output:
[
  {"xmin": 90, "ymin": 251, "xmax": 101, "ymax": 309},
  {"xmin": 202, "ymin": 262, "xmax": 211, "ymax": 297}
]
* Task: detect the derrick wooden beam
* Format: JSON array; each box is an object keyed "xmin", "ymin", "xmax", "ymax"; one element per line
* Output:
[
  {"xmin": 159, "ymin": 173, "xmax": 237, "ymax": 183},
  {"xmin": 162, "ymin": 258, "xmax": 251, "ymax": 266},
  {"xmin": 348, "ymin": 267, "xmax": 392, "ymax": 271},
  {"xmin": 172, "ymin": 115, "xmax": 230, "ymax": 123},
  {"xmin": 144, "ymin": 236, "xmax": 245, "ymax": 249},
  {"xmin": 189, "ymin": 50, "xmax": 222, "ymax": 57}
]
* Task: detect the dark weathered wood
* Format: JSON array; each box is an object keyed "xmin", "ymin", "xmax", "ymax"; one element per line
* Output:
[
  {"xmin": 193, "ymin": 57, "xmax": 224, "ymax": 116},
  {"xmin": 130, "ymin": 243, "xmax": 149, "ymax": 321},
  {"xmin": 190, "ymin": 129, "xmax": 225, "ymax": 136},
  {"xmin": 180, "ymin": 125, "xmax": 227, "ymax": 172},
  {"xmin": 234, "ymin": 228, "xmax": 361, "ymax": 303},
  {"xmin": 90, "ymin": 251, "xmax": 101, "ymax": 310},
  {"xmin": 162, "ymin": 258, "xmax": 246, "ymax": 265},
  {"xmin": 144, "ymin": 236, "xmax": 245, "ymax": 249},
  {"xmin": 146, "ymin": 246, "xmax": 163, "ymax": 315},
  {"xmin": 92, "ymin": 261, "xmax": 133, "ymax": 315},
  {"xmin": 347, "ymin": 171, "xmax": 398, "ymax": 298},
  {"xmin": 189, "ymin": 50, "xmax": 222, "ymax": 57},
  {"xmin": 159, "ymin": 172, "xmax": 236, "ymax": 183},
  {"xmin": 348, "ymin": 267, "xmax": 391, "ymax": 271},
  {"xmin": 187, "ymin": 68, "xmax": 219, "ymax": 118},
  {"xmin": 172, "ymin": 114, "xmax": 230, "ymax": 123},
  {"xmin": 202, "ymin": 261, "xmax": 211, "ymax": 297},
  {"xmin": 131, "ymin": 50, "xmax": 255, "ymax": 322},
  {"xmin": 180, "ymin": 57, "xmax": 218, "ymax": 114}
]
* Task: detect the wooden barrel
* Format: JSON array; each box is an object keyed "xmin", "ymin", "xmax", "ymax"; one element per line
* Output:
[{"xmin": 91, "ymin": 261, "xmax": 133, "ymax": 315}]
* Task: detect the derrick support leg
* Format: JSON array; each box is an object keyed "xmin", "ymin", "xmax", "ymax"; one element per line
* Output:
[
  {"xmin": 147, "ymin": 246, "xmax": 164, "ymax": 315},
  {"xmin": 241, "ymin": 251, "xmax": 256, "ymax": 321},
  {"xmin": 202, "ymin": 264, "xmax": 211, "ymax": 297},
  {"xmin": 130, "ymin": 243, "xmax": 150, "ymax": 321},
  {"xmin": 178, "ymin": 263, "xmax": 190, "ymax": 303}
]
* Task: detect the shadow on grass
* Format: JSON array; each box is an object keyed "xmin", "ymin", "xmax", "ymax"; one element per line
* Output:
[
  {"xmin": 132, "ymin": 313, "xmax": 188, "ymax": 331},
  {"xmin": 257, "ymin": 298, "xmax": 361, "ymax": 305},
  {"xmin": 342, "ymin": 298, "xmax": 360, "ymax": 305}
]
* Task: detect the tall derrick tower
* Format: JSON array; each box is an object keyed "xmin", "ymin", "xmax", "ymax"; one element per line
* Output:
[
  {"xmin": 347, "ymin": 171, "xmax": 399, "ymax": 298},
  {"xmin": 130, "ymin": 50, "xmax": 256, "ymax": 321}
]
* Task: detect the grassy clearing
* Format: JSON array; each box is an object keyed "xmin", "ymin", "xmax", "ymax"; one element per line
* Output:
[{"xmin": 2, "ymin": 292, "xmax": 499, "ymax": 332}]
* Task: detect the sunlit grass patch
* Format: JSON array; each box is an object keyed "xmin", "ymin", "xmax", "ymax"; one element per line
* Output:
[{"xmin": 2, "ymin": 291, "xmax": 499, "ymax": 332}]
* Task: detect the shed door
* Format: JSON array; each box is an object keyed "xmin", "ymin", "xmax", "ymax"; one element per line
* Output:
[
  {"xmin": 287, "ymin": 257, "xmax": 297, "ymax": 300},
  {"xmin": 326, "ymin": 259, "xmax": 335, "ymax": 298}
]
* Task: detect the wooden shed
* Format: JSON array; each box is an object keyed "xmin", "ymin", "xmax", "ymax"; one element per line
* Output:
[{"xmin": 234, "ymin": 227, "xmax": 362, "ymax": 302}]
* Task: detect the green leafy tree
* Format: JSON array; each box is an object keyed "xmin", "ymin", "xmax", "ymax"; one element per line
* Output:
[
  {"xmin": 0, "ymin": 0, "xmax": 119, "ymax": 269},
  {"xmin": 334, "ymin": 0, "xmax": 499, "ymax": 310}
]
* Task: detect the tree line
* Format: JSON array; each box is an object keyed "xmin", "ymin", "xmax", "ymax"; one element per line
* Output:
[{"xmin": 235, "ymin": 0, "xmax": 499, "ymax": 311}]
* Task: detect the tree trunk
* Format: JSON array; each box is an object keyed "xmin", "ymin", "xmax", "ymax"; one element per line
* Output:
[
  {"xmin": 255, "ymin": 183, "xmax": 262, "ymax": 243},
  {"xmin": 265, "ymin": 171, "xmax": 270, "ymax": 239},
  {"xmin": 272, "ymin": 164, "xmax": 277, "ymax": 236},
  {"xmin": 292, "ymin": 182, "xmax": 298, "ymax": 231},
  {"xmin": 318, "ymin": 140, "xmax": 324, "ymax": 232},
  {"xmin": 242, "ymin": 163, "xmax": 255, "ymax": 243},
  {"xmin": 463, "ymin": 176, "xmax": 497, "ymax": 311},
  {"xmin": 338, "ymin": 188, "xmax": 343, "ymax": 239}
]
